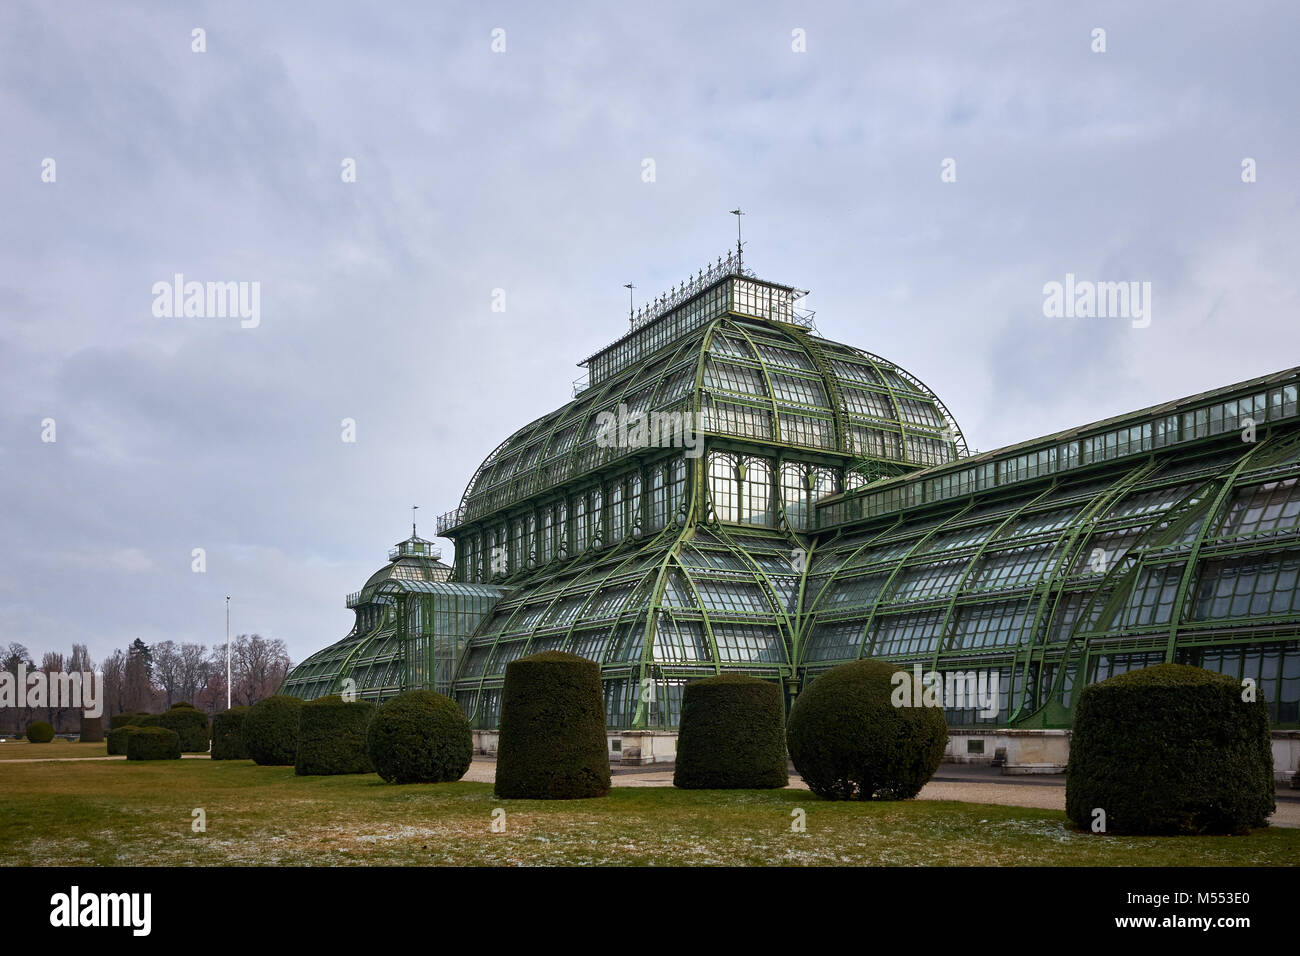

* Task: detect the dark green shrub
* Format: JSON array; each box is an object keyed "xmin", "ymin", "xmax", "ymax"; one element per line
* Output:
[
  {"xmin": 126, "ymin": 726, "xmax": 181, "ymax": 761},
  {"xmin": 211, "ymin": 706, "xmax": 251, "ymax": 760},
  {"xmin": 787, "ymin": 659, "xmax": 947, "ymax": 800},
  {"xmin": 495, "ymin": 652, "xmax": 610, "ymax": 800},
  {"xmin": 107, "ymin": 724, "xmax": 142, "ymax": 755},
  {"xmin": 1066, "ymin": 663, "xmax": 1274, "ymax": 835},
  {"xmin": 25, "ymin": 721, "xmax": 54, "ymax": 743},
  {"xmin": 79, "ymin": 715, "xmax": 104, "ymax": 743},
  {"xmin": 136, "ymin": 713, "xmax": 162, "ymax": 728},
  {"xmin": 296, "ymin": 695, "xmax": 376, "ymax": 776},
  {"xmin": 110, "ymin": 711, "xmax": 148, "ymax": 729},
  {"xmin": 674, "ymin": 675, "xmax": 788, "ymax": 789},
  {"xmin": 171, "ymin": 701, "xmax": 195, "ymax": 709},
  {"xmin": 366, "ymin": 690, "xmax": 472, "ymax": 784},
  {"xmin": 242, "ymin": 695, "xmax": 304, "ymax": 766},
  {"xmin": 159, "ymin": 706, "xmax": 209, "ymax": 752}
]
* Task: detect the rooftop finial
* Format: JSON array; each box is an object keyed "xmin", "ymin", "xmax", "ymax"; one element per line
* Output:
[
  {"xmin": 623, "ymin": 283, "xmax": 635, "ymax": 328},
  {"xmin": 730, "ymin": 208, "xmax": 745, "ymax": 273},
  {"xmin": 412, "ymin": 504, "xmax": 419, "ymax": 537}
]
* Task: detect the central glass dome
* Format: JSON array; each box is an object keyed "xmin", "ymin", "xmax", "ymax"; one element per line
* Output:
[{"xmin": 440, "ymin": 265, "xmax": 967, "ymax": 730}]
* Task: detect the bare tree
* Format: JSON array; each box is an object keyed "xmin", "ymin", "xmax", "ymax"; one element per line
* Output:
[
  {"xmin": 101, "ymin": 649, "xmax": 126, "ymax": 719},
  {"xmin": 41, "ymin": 652, "xmax": 66, "ymax": 731},
  {"xmin": 231, "ymin": 634, "xmax": 291, "ymax": 706},
  {"xmin": 178, "ymin": 643, "xmax": 208, "ymax": 705},
  {"xmin": 3, "ymin": 643, "xmax": 33, "ymax": 734},
  {"xmin": 152, "ymin": 641, "xmax": 182, "ymax": 709}
]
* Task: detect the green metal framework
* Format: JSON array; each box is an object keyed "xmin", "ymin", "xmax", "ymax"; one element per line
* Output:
[
  {"xmin": 286, "ymin": 259, "xmax": 1300, "ymax": 733},
  {"xmin": 281, "ymin": 534, "xmax": 505, "ymax": 701}
]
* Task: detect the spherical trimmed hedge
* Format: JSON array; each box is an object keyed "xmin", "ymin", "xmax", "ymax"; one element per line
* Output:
[
  {"xmin": 159, "ymin": 706, "xmax": 210, "ymax": 752},
  {"xmin": 496, "ymin": 651, "xmax": 610, "ymax": 800},
  {"xmin": 242, "ymin": 695, "xmax": 304, "ymax": 766},
  {"xmin": 25, "ymin": 721, "xmax": 54, "ymax": 743},
  {"xmin": 296, "ymin": 695, "xmax": 376, "ymax": 776},
  {"xmin": 110, "ymin": 711, "xmax": 148, "ymax": 729},
  {"xmin": 79, "ymin": 715, "xmax": 104, "ymax": 743},
  {"xmin": 211, "ymin": 706, "xmax": 251, "ymax": 760},
  {"xmin": 171, "ymin": 701, "xmax": 195, "ymax": 709},
  {"xmin": 1066, "ymin": 663, "xmax": 1274, "ymax": 835},
  {"xmin": 366, "ymin": 690, "xmax": 472, "ymax": 784},
  {"xmin": 673, "ymin": 674, "xmax": 788, "ymax": 789},
  {"xmin": 787, "ymin": 659, "xmax": 948, "ymax": 800},
  {"xmin": 106, "ymin": 724, "xmax": 142, "ymax": 755},
  {"xmin": 126, "ymin": 726, "xmax": 181, "ymax": 761},
  {"xmin": 135, "ymin": 713, "xmax": 162, "ymax": 728}
]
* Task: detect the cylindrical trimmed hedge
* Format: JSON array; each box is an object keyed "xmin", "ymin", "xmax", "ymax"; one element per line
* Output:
[
  {"xmin": 107, "ymin": 724, "xmax": 142, "ymax": 755},
  {"xmin": 296, "ymin": 695, "xmax": 376, "ymax": 776},
  {"xmin": 126, "ymin": 726, "xmax": 181, "ymax": 761},
  {"xmin": 495, "ymin": 651, "xmax": 610, "ymax": 800},
  {"xmin": 787, "ymin": 659, "xmax": 948, "ymax": 800},
  {"xmin": 110, "ymin": 711, "xmax": 148, "ymax": 730},
  {"xmin": 211, "ymin": 706, "xmax": 251, "ymax": 760},
  {"xmin": 79, "ymin": 715, "xmax": 104, "ymax": 743},
  {"xmin": 26, "ymin": 721, "xmax": 55, "ymax": 743},
  {"xmin": 673, "ymin": 674, "xmax": 788, "ymax": 789},
  {"xmin": 366, "ymin": 690, "xmax": 472, "ymax": 784},
  {"xmin": 159, "ymin": 706, "xmax": 210, "ymax": 752},
  {"xmin": 1066, "ymin": 662, "xmax": 1274, "ymax": 835},
  {"xmin": 242, "ymin": 695, "xmax": 304, "ymax": 766}
]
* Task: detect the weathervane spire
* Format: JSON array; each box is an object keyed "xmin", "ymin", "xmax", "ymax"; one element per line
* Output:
[
  {"xmin": 412, "ymin": 505, "xmax": 419, "ymax": 537},
  {"xmin": 623, "ymin": 283, "xmax": 635, "ymax": 328},
  {"xmin": 729, "ymin": 208, "xmax": 745, "ymax": 273}
]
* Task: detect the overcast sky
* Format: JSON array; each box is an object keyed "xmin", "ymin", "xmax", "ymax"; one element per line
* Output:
[{"xmin": 3, "ymin": 1, "xmax": 1299, "ymax": 669}]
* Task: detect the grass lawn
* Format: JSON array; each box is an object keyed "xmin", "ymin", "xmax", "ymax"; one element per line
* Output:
[
  {"xmin": 0, "ymin": 741, "xmax": 109, "ymax": 760},
  {"xmin": 0, "ymin": 759, "xmax": 1296, "ymax": 866}
]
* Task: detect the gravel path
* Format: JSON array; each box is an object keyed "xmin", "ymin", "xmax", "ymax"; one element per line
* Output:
[{"xmin": 465, "ymin": 757, "xmax": 1300, "ymax": 827}]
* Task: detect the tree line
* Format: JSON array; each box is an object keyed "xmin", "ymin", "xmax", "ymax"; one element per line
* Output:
[{"xmin": 1, "ymin": 635, "xmax": 293, "ymax": 734}]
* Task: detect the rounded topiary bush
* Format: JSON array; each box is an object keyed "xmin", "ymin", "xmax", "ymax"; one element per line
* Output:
[
  {"xmin": 495, "ymin": 651, "xmax": 610, "ymax": 800},
  {"xmin": 159, "ymin": 706, "xmax": 209, "ymax": 752},
  {"xmin": 171, "ymin": 701, "xmax": 195, "ymax": 709},
  {"xmin": 211, "ymin": 706, "xmax": 251, "ymax": 760},
  {"xmin": 135, "ymin": 713, "xmax": 162, "ymax": 728},
  {"xmin": 787, "ymin": 659, "xmax": 948, "ymax": 800},
  {"xmin": 674, "ymin": 674, "xmax": 788, "ymax": 789},
  {"xmin": 25, "ymin": 721, "xmax": 54, "ymax": 744},
  {"xmin": 106, "ymin": 724, "xmax": 142, "ymax": 755},
  {"xmin": 296, "ymin": 695, "xmax": 376, "ymax": 776},
  {"xmin": 1066, "ymin": 663, "xmax": 1274, "ymax": 835},
  {"xmin": 126, "ymin": 726, "xmax": 181, "ymax": 761},
  {"xmin": 79, "ymin": 715, "xmax": 104, "ymax": 743},
  {"xmin": 366, "ymin": 690, "xmax": 472, "ymax": 784},
  {"xmin": 110, "ymin": 711, "xmax": 148, "ymax": 730},
  {"xmin": 242, "ymin": 695, "xmax": 304, "ymax": 766}
]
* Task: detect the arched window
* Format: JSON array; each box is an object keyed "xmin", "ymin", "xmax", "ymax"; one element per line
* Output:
[
  {"xmin": 573, "ymin": 496, "xmax": 587, "ymax": 551},
  {"xmin": 610, "ymin": 481, "xmax": 625, "ymax": 544},
  {"xmin": 539, "ymin": 508, "xmax": 552, "ymax": 562},
  {"xmin": 628, "ymin": 474, "xmax": 643, "ymax": 534},
  {"xmin": 649, "ymin": 464, "xmax": 668, "ymax": 530},
  {"xmin": 780, "ymin": 461, "xmax": 808, "ymax": 529},
  {"xmin": 708, "ymin": 452, "xmax": 740, "ymax": 522},
  {"xmin": 739, "ymin": 456, "xmax": 773, "ymax": 526}
]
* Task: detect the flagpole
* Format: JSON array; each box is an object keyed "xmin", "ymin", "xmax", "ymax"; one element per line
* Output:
[{"xmin": 225, "ymin": 596, "xmax": 231, "ymax": 710}]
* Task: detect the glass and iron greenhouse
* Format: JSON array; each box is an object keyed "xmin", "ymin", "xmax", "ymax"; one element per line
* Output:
[{"xmin": 283, "ymin": 253, "xmax": 1300, "ymax": 744}]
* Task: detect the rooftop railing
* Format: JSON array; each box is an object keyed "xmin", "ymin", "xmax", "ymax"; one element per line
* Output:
[{"xmin": 437, "ymin": 508, "xmax": 465, "ymax": 535}]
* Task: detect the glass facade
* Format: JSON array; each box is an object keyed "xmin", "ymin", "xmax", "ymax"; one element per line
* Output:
[{"xmin": 292, "ymin": 267, "xmax": 1300, "ymax": 734}]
